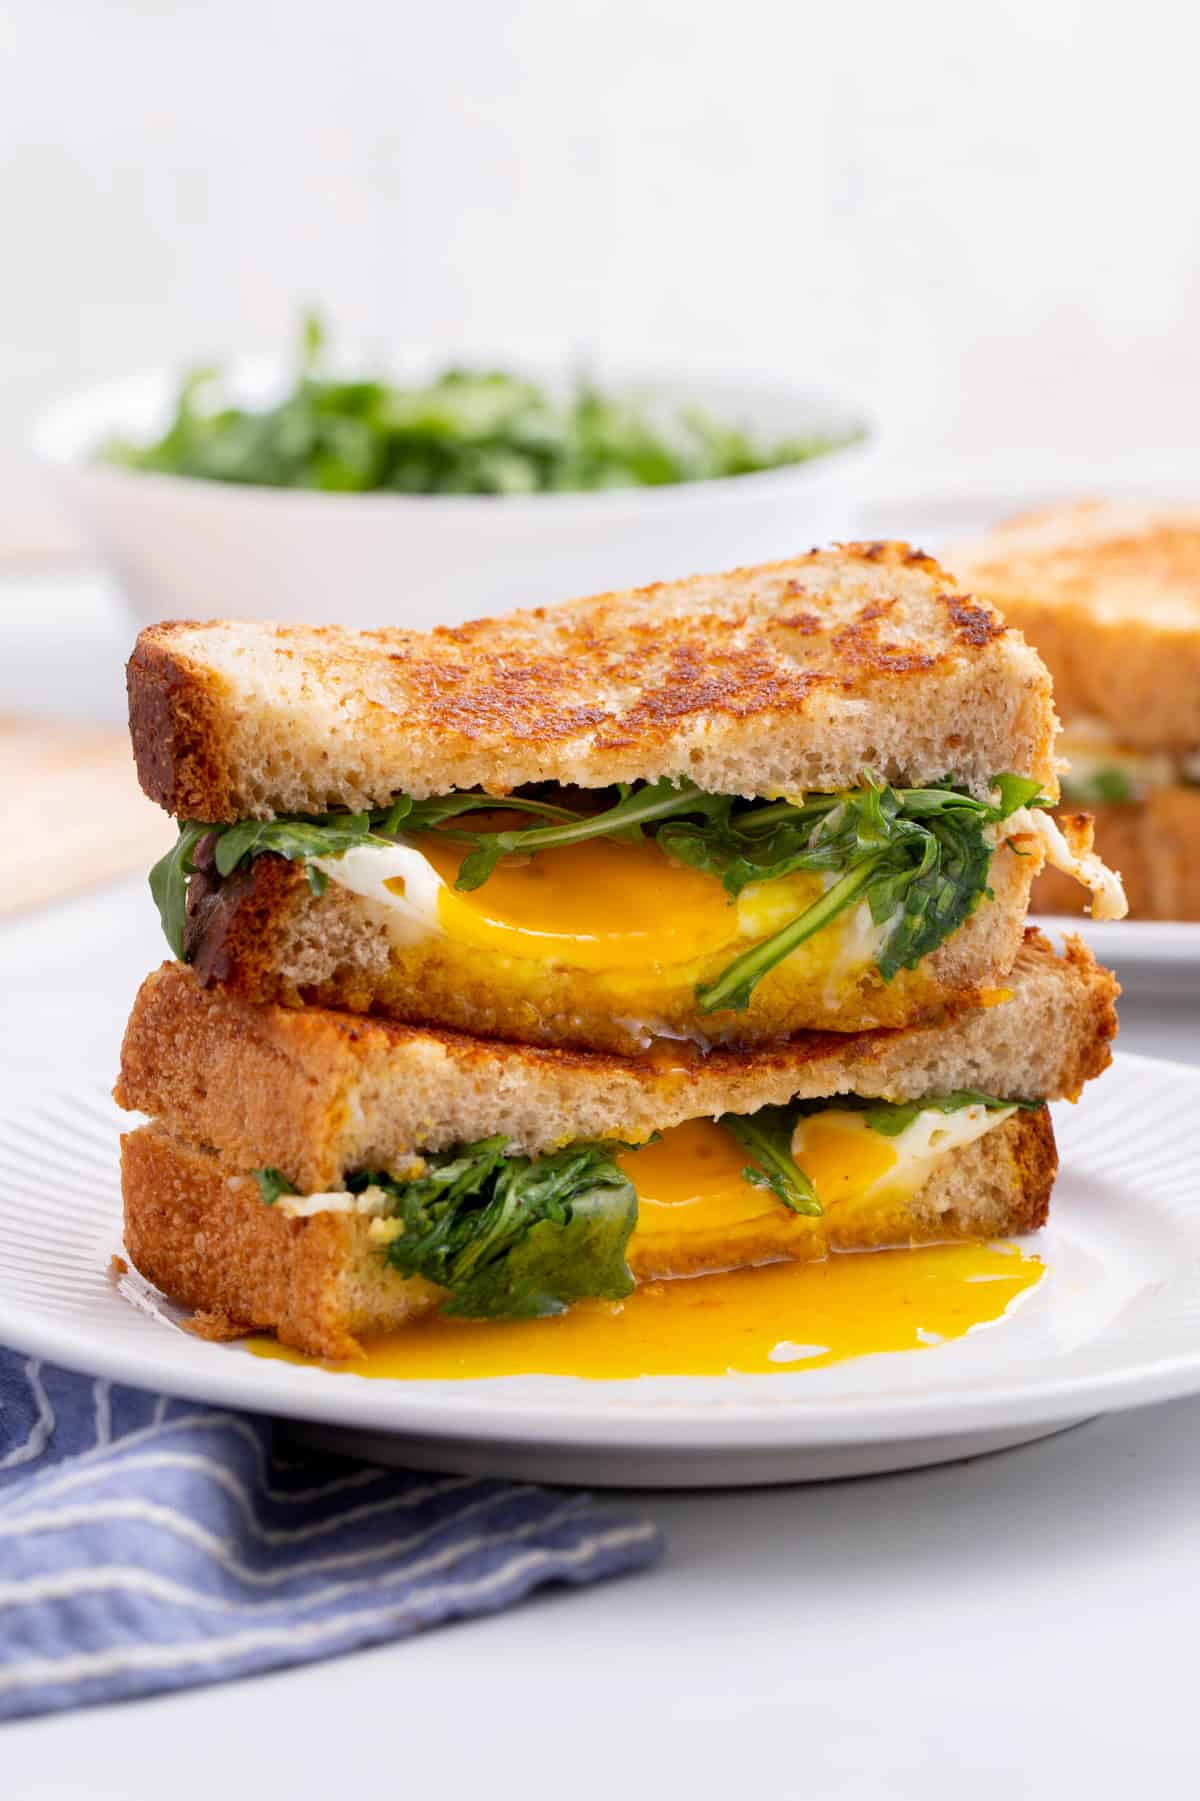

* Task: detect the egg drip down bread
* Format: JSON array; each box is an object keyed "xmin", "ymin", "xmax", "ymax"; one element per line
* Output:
[
  {"xmin": 115, "ymin": 543, "xmax": 1124, "ymax": 1354},
  {"xmin": 954, "ymin": 500, "xmax": 1200, "ymax": 920}
]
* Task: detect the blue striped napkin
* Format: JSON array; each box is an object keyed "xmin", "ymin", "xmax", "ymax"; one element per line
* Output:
[{"xmin": 0, "ymin": 1349, "xmax": 662, "ymax": 1720}]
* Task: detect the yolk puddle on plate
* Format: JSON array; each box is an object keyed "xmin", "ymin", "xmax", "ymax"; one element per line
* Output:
[{"xmin": 248, "ymin": 1242, "xmax": 1043, "ymax": 1381}]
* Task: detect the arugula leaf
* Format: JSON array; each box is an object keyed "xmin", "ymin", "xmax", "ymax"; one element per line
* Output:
[
  {"xmin": 362, "ymin": 1139, "xmax": 637, "ymax": 1319},
  {"xmin": 450, "ymin": 777, "xmax": 723, "ymax": 891},
  {"xmin": 443, "ymin": 1182, "xmax": 638, "ymax": 1318},
  {"xmin": 872, "ymin": 809, "xmax": 994, "ymax": 982},
  {"xmin": 190, "ymin": 792, "xmax": 575, "ymax": 880},
  {"xmin": 989, "ymin": 773, "xmax": 1048, "ymax": 816},
  {"xmin": 213, "ymin": 811, "xmax": 376, "ymax": 876},
  {"xmin": 698, "ymin": 862, "xmax": 878, "ymax": 1014},
  {"xmin": 100, "ymin": 313, "xmax": 861, "ymax": 495},
  {"xmin": 694, "ymin": 771, "xmax": 1047, "ymax": 1012},
  {"xmin": 149, "ymin": 821, "xmax": 211, "ymax": 960},
  {"xmin": 252, "ymin": 1167, "xmax": 298, "ymax": 1203},
  {"xmin": 850, "ymin": 1091, "xmax": 1041, "ymax": 1137},
  {"xmin": 155, "ymin": 770, "xmax": 1049, "ymax": 1017},
  {"xmin": 719, "ymin": 1108, "xmax": 822, "ymax": 1216}
]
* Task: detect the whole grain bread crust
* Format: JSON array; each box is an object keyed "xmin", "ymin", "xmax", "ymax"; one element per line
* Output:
[
  {"xmin": 951, "ymin": 500, "xmax": 1200, "ymax": 748},
  {"xmin": 121, "ymin": 1109, "xmax": 1056, "ymax": 1358},
  {"xmin": 127, "ymin": 542, "xmax": 1058, "ymax": 820},
  {"xmin": 115, "ymin": 930, "xmax": 1116, "ymax": 1193}
]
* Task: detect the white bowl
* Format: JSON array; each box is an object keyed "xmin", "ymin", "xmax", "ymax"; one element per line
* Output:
[{"xmin": 34, "ymin": 351, "xmax": 875, "ymax": 631}]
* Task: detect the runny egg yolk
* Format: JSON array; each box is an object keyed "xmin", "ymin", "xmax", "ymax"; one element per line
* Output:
[
  {"xmin": 404, "ymin": 830, "xmax": 823, "ymax": 973},
  {"xmin": 251, "ymin": 1243, "xmax": 1044, "ymax": 1381},
  {"xmin": 787, "ymin": 1114, "xmax": 899, "ymax": 1205},
  {"xmin": 618, "ymin": 1118, "xmax": 781, "ymax": 1238},
  {"xmin": 247, "ymin": 1118, "xmax": 1041, "ymax": 1382}
]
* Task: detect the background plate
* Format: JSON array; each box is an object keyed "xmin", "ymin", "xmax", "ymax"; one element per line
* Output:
[
  {"xmin": 0, "ymin": 1053, "xmax": 1198, "ymax": 1487},
  {"xmin": 1031, "ymin": 917, "xmax": 1200, "ymax": 998}
]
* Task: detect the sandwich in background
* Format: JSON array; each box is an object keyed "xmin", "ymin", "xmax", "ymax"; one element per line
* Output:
[{"xmin": 954, "ymin": 500, "xmax": 1200, "ymax": 919}]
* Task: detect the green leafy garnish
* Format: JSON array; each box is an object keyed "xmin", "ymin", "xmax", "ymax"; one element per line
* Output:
[
  {"xmin": 719, "ymin": 1108, "xmax": 822, "ymax": 1216},
  {"xmin": 213, "ymin": 811, "xmax": 379, "ymax": 875},
  {"xmin": 154, "ymin": 772, "xmax": 1047, "ymax": 1015},
  {"xmin": 451, "ymin": 778, "xmax": 725, "ymax": 891},
  {"xmin": 101, "ymin": 312, "xmax": 861, "ymax": 496},
  {"xmin": 252, "ymin": 1167, "xmax": 298, "ymax": 1203},
  {"xmin": 149, "ymin": 821, "xmax": 211, "ymax": 960},
  {"xmin": 841, "ymin": 1091, "xmax": 1043, "ymax": 1138},
  {"xmin": 358, "ymin": 1139, "xmax": 637, "ymax": 1319},
  {"xmin": 150, "ymin": 792, "xmax": 570, "ymax": 959},
  {"xmin": 691, "ymin": 774, "xmax": 1047, "ymax": 1013}
]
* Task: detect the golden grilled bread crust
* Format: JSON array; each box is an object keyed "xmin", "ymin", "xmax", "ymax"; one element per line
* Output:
[
  {"xmin": 120, "ymin": 1127, "xmax": 441, "ymax": 1359},
  {"xmin": 1034, "ymin": 787, "xmax": 1200, "ymax": 920},
  {"xmin": 127, "ymin": 543, "xmax": 1058, "ymax": 820},
  {"xmin": 176, "ymin": 837, "xmax": 1040, "ymax": 1052},
  {"xmin": 115, "ymin": 930, "xmax": 1116, "ymax": 1194},
  {"xmin": 952, "ymin": 500, "xmax": 1200, "ymax": 749},
  {"xmin": 120, "ymin": 1109, "xmax": 1056, "ymax": 1359}
]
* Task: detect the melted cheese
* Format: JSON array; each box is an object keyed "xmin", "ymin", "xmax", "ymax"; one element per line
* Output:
[{"xmin": 250, "ymin": 1242, "xmax": 1044, "ymax": 1380}]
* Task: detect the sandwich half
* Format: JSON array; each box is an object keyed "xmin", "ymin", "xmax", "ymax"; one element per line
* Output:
[
  {"xmin": 954, "ymin": 500, "xmax": 1200, "ymax": 919},
  {"xmin": 115, "ymin": 932, "xmax": 1117, "ymax": 1357},
  {"xmin": 127, "ymin": 543, "xmax": 1122, "ymax": 1050}
]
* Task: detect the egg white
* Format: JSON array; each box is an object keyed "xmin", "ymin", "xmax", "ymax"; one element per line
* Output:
[
  {"xmin": 313, "ymin": 843, "xmax": 446, "ymax": 945},
  {"xmin": 791, "ymin": 1101, "xmax": 1017, "ymax": 1203}
]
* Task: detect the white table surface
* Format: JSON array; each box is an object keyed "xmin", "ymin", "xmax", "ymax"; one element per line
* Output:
[{"xmin": 2, "ymin": 879, "xmax": 1198, "ymax": 1793}]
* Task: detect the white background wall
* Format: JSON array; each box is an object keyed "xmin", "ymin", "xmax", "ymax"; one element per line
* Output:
[{"xmin": 4, "ymin": 0, "xmax": 1199, "ymax": 547}]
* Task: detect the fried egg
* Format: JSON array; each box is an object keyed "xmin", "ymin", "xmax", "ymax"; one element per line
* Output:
[
  {"xmin": 789, "ymin": 1102, "xmax": 1016, "ymax": 1208},
  {"xmin": 279, "ymin": 1106, "xmax": 1018, "ymax": 1259},
  {"xmin": 997, "ymin": 806, "xmax": 1127, "ymax": 919},
  {"xmin": 314, "ymin": 831, "xmax": 891, "ymax": 977},
  {"xmin": 619, "ymin": 1104, "xmax": 1015, "ymax": 1250}
]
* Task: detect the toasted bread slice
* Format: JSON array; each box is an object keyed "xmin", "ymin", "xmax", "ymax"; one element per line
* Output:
[
  {"xmin": 952, "ymin": 500, "xmax": 1200, "ymax": 750},
  {"xmin": 127, "ymin": 542, "xmax": 1058, "ymax": 821},
  {"xmin": 176, "ymin": 833, "xmax": 1042, "ymax": 1051},
  {"xmin": 1034, "ymin": 787, "xmax": 1200, "ymax": 920},
  {"xmin": 115, "ymin": 930, "xmax": 1116, "ymax": 1194},
  {"xmin": 121, "ymin": 1108, "xmax": 1057, "ymax": 1359}
]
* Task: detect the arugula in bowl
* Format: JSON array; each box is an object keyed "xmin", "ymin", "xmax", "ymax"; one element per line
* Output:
[{"xmin": 100, "ymin": 313, "xmax": 864, "ymax": 497}]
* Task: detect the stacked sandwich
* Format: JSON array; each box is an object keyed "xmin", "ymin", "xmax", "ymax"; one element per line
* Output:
[
  {"xmin": 114, "ymin": 542, "xmax": 1123, "ymax": 1357},
  {"xmin": 956, "ymin": 500, "xmax": 1200, "ymax": 919}
]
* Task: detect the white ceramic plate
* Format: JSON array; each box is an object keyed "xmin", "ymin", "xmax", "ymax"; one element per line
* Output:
[
  {"xmin": 1032, "ymin": 916, "xmax": 1200, "ymax": 967},
  {"xmin": 1, "ymin": 1054, "xmax": 1198, "ymax": 1488},
  {"xmin": 1031, "ymin": 918, "xmax": 1200, "ymax": 998}
]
